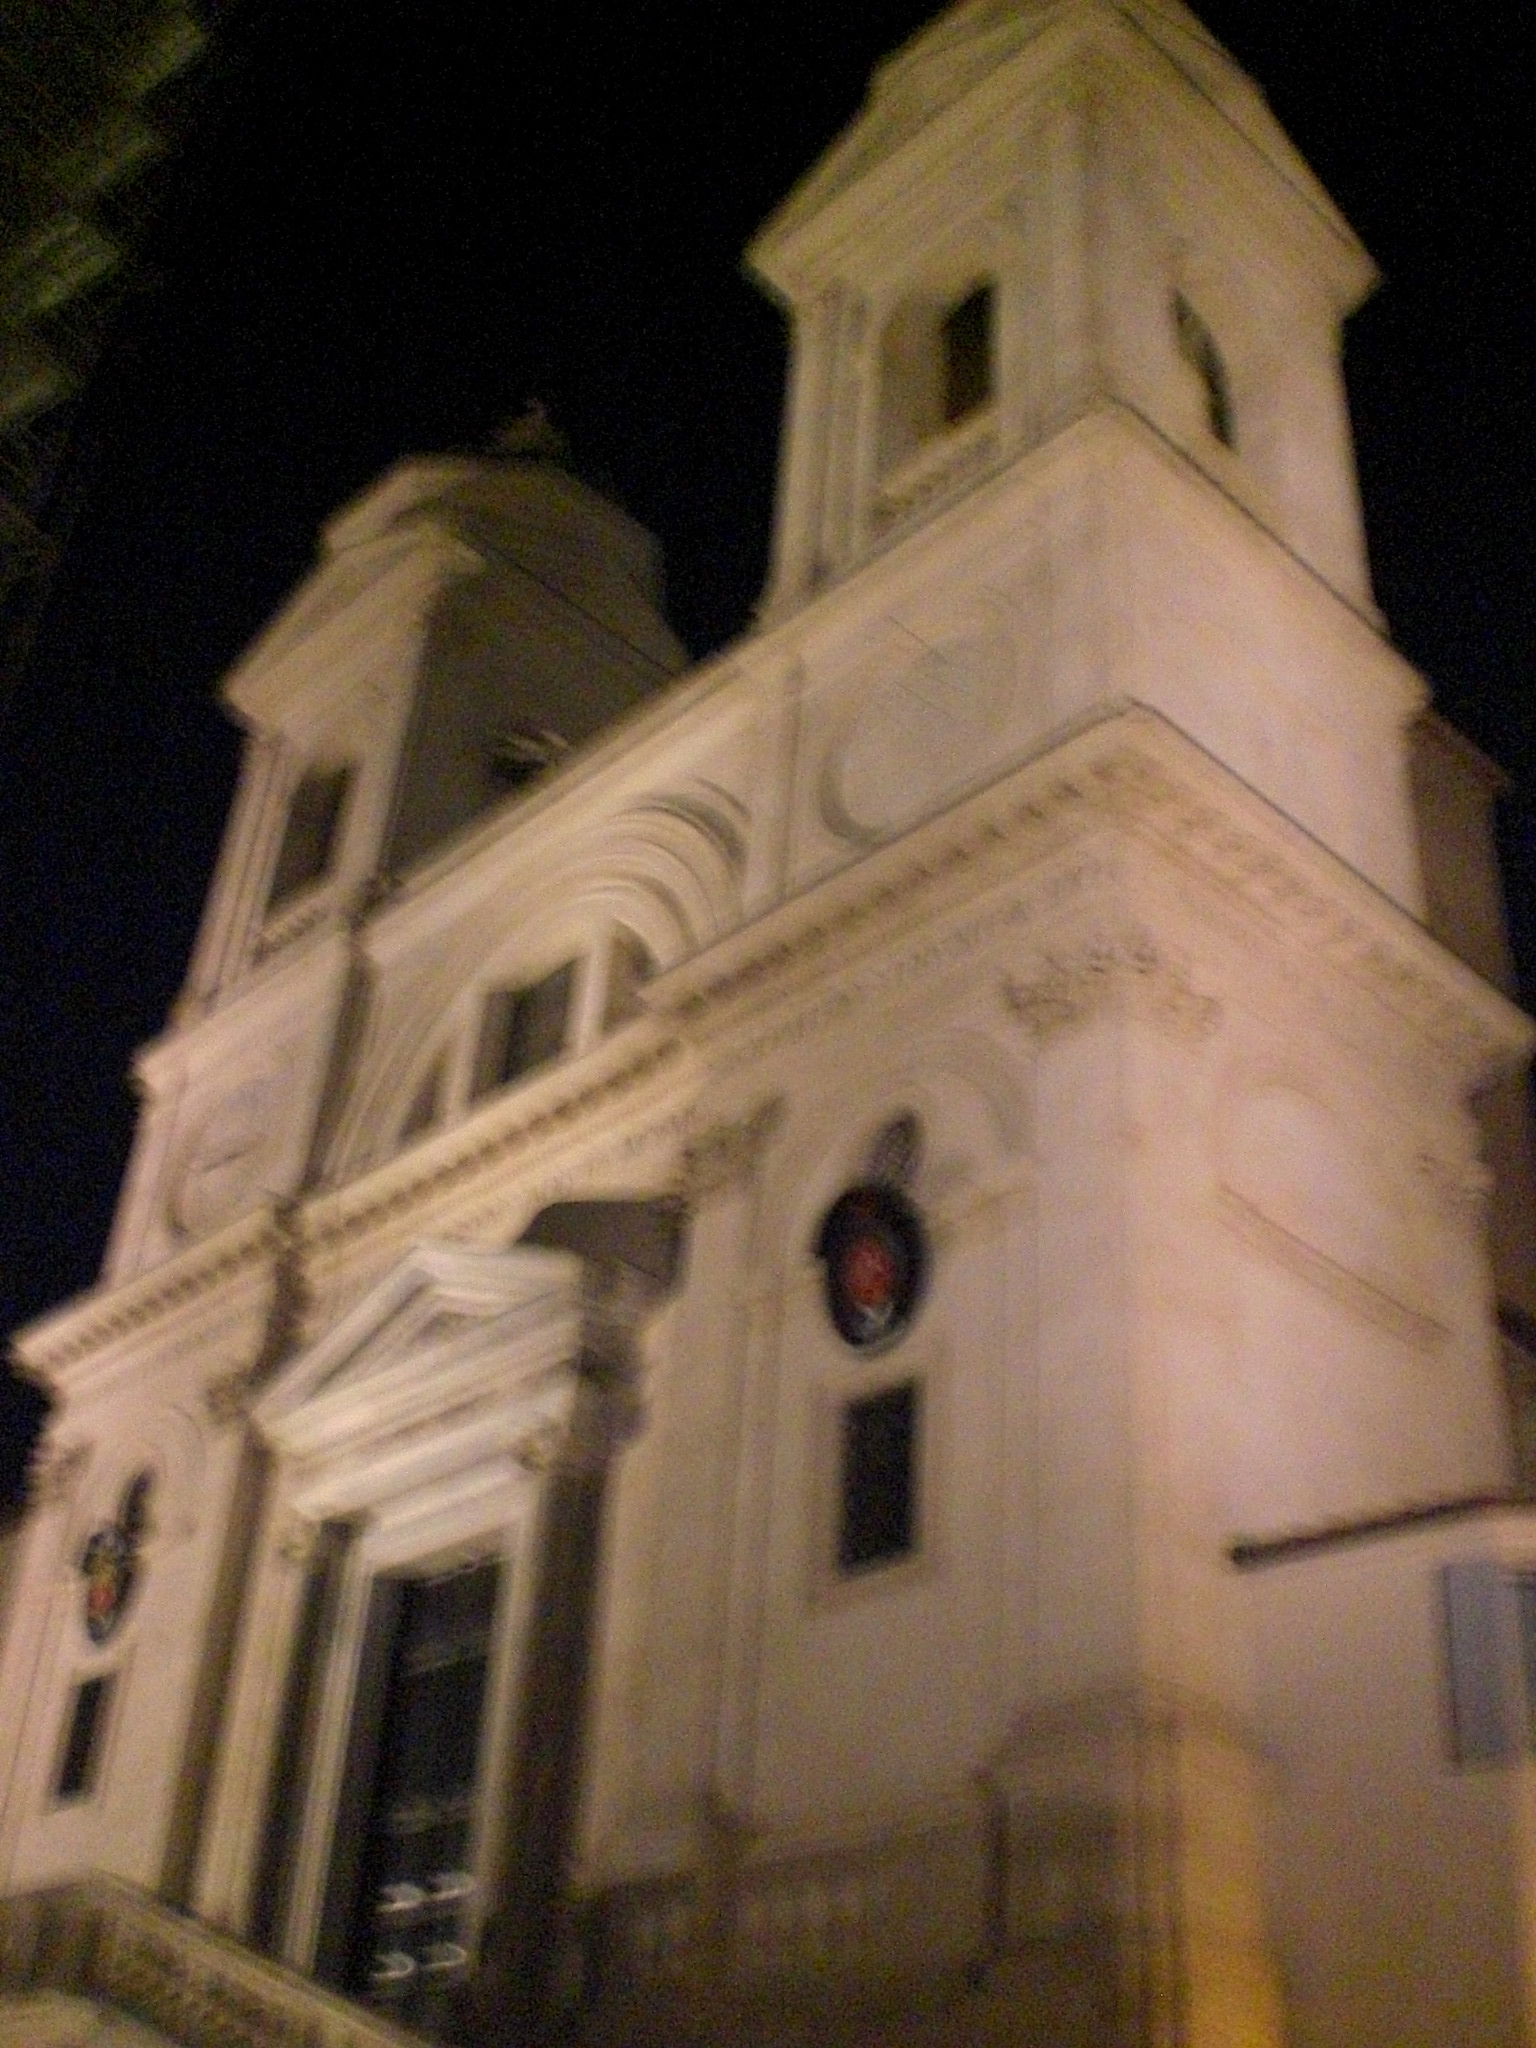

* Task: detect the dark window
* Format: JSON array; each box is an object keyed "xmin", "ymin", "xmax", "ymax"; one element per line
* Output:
[
  {"xmin": 1174, "ymin": 293, "xmax": 1234, "ymax": 449},
  {"xmin": 941, "ymin": 284, "xmax": 994, "ymax": 425},
  {"xmin": 55, "ymin": 1675, "xmax": 113, "ymax": 1800},
  {"xmin": 470, "ymin": 962, "xmax": 575, "ymax": 1101},
  {"xmin": 1440, "ymin": 1562, "xmax": 1536, "ymax": 1766},
  {"xmin": 838, "ymin": 1380, "xmax": 920, "ymax": 1575},
  {"xmin": 269, "ymin": 764, "xmax": 352, "ymax": 911}
]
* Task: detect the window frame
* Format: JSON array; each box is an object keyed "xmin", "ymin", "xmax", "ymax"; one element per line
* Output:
[
  {"xmin": 809, "ymin": 1350, "xmax": 941, "ymax": 1608},
  {"xmin": 876, "ymin": 271, "xmax": 999, "ymax": 478},
  {"xmin": 52, "ymin": 1671, "xmax": 116, "ymax": 1804},
  {"xmin": 468, "ymin": 961, "xmax": 579, "ymax": 1104},
  {"xmin": 266, "ymin": 761, "xmax": 354, "ymax": 915}
]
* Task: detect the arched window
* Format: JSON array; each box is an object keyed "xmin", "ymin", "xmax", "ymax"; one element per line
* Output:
[{"xmin": 940, "ymin": 283, "xmax": 994, "ymax": 425}]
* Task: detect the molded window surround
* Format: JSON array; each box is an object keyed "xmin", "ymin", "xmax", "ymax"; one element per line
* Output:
[
  {"xmin": 810, "ymin": 1356, "xmax": 933, "ymax": 1607},
  {"xmin": 394, "ymin": 926, "xmax": 663, "ymax": 1159}
]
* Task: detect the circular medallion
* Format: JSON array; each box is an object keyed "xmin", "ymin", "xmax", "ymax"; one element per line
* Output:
[
  {"xmin": 819, "ymin": 621, "xmax": 1012, "ymax": 846},
  {"xmin": 80, "ymin": 1524, "xmax": 137, "ymax": 1645},
  {"xmin": 817, "ymin": 1185, "xmax": 927, "ymax": 1349}
]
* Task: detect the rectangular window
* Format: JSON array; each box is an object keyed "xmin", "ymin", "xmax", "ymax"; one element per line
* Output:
[
  {"xmin": 838, "ymin": 1379, "xmax": 920, "ymax": 1575},
  {"xmin": 55, "ymin": 1675, "xmax": 113, "ymax": 1801},
  {"xmin": 268, "ymin": 763, "xmax": 352, "ymax": 911},
  {"xmin": 470, "ymin": 962, "xmax": 575, "ymax": 1101},
  {"xmin": 941, "ymin": 283, "xmax": 994, "ymax": 425}
]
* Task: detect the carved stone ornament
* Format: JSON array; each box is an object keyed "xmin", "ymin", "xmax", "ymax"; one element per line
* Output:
[
  {"xmin": 26, "ymin": 1438, "xmax": 88, "ymax": 1509},
  {"xmin": 78, "ymin": 1471, "xmax": 153, "ymax": 1645},
  {"xmin": 510, "ymin": 1419, "xmax": 564, "ymax": 1474},
  {"xmin": 819, "ymin": 608, "xmax": 1014, "ymax": 844},
  {"xmin": 203, "ymin": 1366, "xmax": 255, "ymax": 1426},
  {"xmin": 817, "ymin": 1184, "xmax": 929, "ymax": 1349},
  {"xmin": 1001, "ymin": 929, "xmax": 1221, "ymax": 1045},
  {"xmin": 677, "ymin": 1096, "xmax": 785, "ymax": 1202},
  {"xmin": 276, "ymin": 1514, "xmax": 320, "ymax": 1567}
]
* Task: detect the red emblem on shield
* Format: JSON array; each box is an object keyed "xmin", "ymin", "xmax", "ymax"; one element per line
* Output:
[{"xmin": 819, "ymin": 1186, "xmax": 927, "ymax": 1348}]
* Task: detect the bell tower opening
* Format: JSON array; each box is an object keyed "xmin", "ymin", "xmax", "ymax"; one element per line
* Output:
[
  {"xmin": 941, "ymin": 281, "xmax": 994, "ymax": 426},
  {"xmin": 877, "ymin": 275, "xmax": 997, "ymax": 477},
  {"xmin": 266, "ymin": 762, "xmax": 353, "ymax": 914}
]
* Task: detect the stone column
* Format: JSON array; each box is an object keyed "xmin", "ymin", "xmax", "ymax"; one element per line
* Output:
[{"xmin": 475, "ymin": 1199, "xmax": 685, "ymax": 2046}]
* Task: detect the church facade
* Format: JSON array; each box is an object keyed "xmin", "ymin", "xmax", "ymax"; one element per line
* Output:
[{"xmin": 4, "ymin": 4, "xmax": 1536, "ymax": 2044}]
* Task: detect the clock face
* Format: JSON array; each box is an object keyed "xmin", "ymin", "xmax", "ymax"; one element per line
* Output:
[{"xmin": 818, "ymin": 1185, "xmax": 927, "ymax": 1348}]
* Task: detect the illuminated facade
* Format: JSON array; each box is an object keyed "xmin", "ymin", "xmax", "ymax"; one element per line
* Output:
[{"xmin": 3, "ymin": 4, "xmax": 1536, "ymax": 2044}]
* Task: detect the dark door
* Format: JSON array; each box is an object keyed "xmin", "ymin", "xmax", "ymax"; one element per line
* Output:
[{"xmin": 324, "ymin": 1559, "xmax": 502, "ymax": 2042}]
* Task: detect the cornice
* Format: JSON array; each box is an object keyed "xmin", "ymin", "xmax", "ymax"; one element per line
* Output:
[
  {"xmin": 299, "ymin": 1029, "xmax": 685, "ymax": 1260},
  {"xmin": 1091, "ymin": 726, "xmax": 1532, "ymax": 1084},
  {"xmin": 23, "ymin": 711, "xmax": 1524, "ymax": 1389},
  {"xmin": 649, "ymin": 704, "xmax": 1531, "ymax": 1089},
  {"xmin": 222, "ymin": 523, "xmax": 481, "ymax": 730},
  {"xmin": 13, "ymin": 1208, "xmax": 281, "ymax": 1389},
  {"xmin": 752, "ymin": 0, "xmax": 1361, "ymax": 296}
]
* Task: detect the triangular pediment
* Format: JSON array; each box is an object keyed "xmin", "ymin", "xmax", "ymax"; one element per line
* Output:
[{"xmin": 254, "ymin": 1239, "xmax": 581, "ymax": 1449}]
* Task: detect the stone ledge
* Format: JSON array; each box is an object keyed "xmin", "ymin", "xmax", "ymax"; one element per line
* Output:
[{"xmin": 0, "ymin": 1875, "xmax": 425, "ymax": 2048}]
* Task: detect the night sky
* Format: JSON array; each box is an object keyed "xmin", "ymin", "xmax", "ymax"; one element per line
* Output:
[{"xmin": 0, "ymin": 0, "xmax": 1532, "ymax": 1500}]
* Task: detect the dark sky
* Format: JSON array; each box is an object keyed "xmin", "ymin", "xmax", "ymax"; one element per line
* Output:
[{"xmin": 1, "ymin": 0, "xmax": 1533, "ymax": 1499}]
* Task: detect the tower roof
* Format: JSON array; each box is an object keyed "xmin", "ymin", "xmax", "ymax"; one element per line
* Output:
[{"xmin": 752, "ymin": 0, "xmax": 1361, "ymax": 280}]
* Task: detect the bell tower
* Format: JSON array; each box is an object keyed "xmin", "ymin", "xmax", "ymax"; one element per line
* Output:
[{"xmin": 753, "ymin": 0, "xmax": 1376, "ymax": 629}]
